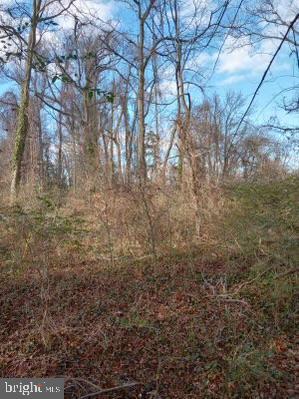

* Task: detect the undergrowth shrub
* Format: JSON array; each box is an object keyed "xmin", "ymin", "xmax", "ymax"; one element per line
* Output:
[{"xmin": 1, "ymin": 176, "xmax": 297, "ymax": 272}]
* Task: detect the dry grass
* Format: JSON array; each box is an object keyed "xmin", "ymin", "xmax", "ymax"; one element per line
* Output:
[{"xmin": 0, "ymin": 177, "xmax": 298, "ymax": 398}]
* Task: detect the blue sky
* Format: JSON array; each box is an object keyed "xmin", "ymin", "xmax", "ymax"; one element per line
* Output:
[
  {"xmin": 209, "ymin": 53, "xmax": 298, "ymax": 127},
  {"xmin": 100, "ymin": 0, "xmax": 298, "ymax": 128},
  {"xmin": 0, "ymin": 0, "xmax": 298, "ymax": 130}
]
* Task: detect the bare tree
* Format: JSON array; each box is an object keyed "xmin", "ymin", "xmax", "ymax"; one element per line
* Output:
[{"xmin": 0, "ymin": 0, "xmax": 75, "ymax": 200}]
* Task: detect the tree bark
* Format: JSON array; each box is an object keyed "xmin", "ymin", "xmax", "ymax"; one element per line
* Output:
[
  {"xmin": 137, "ymin": 16, "xmax": 147, "ymax": 182},
  {"xmin": 10, "ymin": 0, "xmax": 41, "ymax": 202}
]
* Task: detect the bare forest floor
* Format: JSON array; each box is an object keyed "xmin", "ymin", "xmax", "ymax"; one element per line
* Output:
[{"xmin": 0, "ymin": 177, "xmax": 298, "ymax": 398}]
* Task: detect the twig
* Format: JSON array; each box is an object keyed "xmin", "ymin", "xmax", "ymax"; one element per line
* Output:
[
  {"xmin": 274, "ymin": 268, "xmax": 299, "ymax": 279},
  {"xmin": 233, "ymin": 267, "xmax": 299, "ymax": 293},
  {"xmin": 65, "ymin": 377, "xmax": 103, "ymax": 391},
  {"xmin": 235, "ymin": 12, "xmax": 299, "ymax": 134},
  {"xmin": 232, "ymin": 268, "xmax": 271, "ymax": 294},
  {"xmin": 217, "ymin": 297, "xmax": 250, "ymax": 307},
  {"xmin": 79, "ymin": 382, "xmax": 141, "ymax": 399}
]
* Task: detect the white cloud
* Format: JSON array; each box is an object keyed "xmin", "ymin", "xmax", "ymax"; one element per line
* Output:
[
  {"xmin": 216, "ymin": 22, "xmax": 293, "ymax": 76},
  {"xmin": 214, "ymin": 0, "xmax": 298, "ymax": 77},
  {"xmin": 42, "ymin": 0, "xmax": 118, "ymax": 51},
  {"xmin": 219, "ymin": 75, "xmax": 246, "ymax": 86},
  {"xmin": 187, "ymin": 52, "xmax": 217, "ymax": 70},
  {"xmin": 0, "ymin": 0, "xmax": 117, "ymax": 73},
  {"xmin": 217, "ymin": 46, "xmax": 271, "ymax": 74},
  {"xmin": 54, "ymin": 0, "xmax": 117, "ymax": 30},
  {"xmin": 160, "ymin": 79, "xmax": 177, "ymax": 97},
  {"xmin": 158, "ymin": 64, "xmax": 177, "ymax": 98},
  {"xmin": 215, "ymin": 40, "xmax": 287, "ymax": 87},
  {"xmin": 164, "ymin": 0, "xmax": 213, "ymax": 32},
  {"xmin": 180, "ymin": 0, "xmax": 211, "ymax": 22},
  {"xmin": 275, "ymin": 0, "xmax": 299, "ymax": 23}
]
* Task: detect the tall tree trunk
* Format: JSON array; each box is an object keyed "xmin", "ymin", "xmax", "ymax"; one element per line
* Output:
[
  {"xmin": 137, "ymin": 17, "xmax": 147, "ymax": 182},
  {"xmin": 83, "ymin": 90, "xmax": 98, "ymax": 174},
  {"xmin": 109, "ymin": 106, "xmax": 115, "ymax": 187},
  {"xmin": 57, "ymin": 112, "xmax": 63, "ymax": 186},
  {"xmin": 10, "ymin": 0, "xmax": 41, "ymax": 202}
]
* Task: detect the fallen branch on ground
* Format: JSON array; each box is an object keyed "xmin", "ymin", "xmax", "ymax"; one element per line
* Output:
[
  {"xmin": 79, "ymin": 382, "xmax": 142, "ymax": 399},
  {"xmin": 274, "ymin": 268, "xmax": 299, "ymax": 279}
]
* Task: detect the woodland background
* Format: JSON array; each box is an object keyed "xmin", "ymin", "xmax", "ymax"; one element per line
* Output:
[{"xmin": 0, "ymin": 1, "xmax": 298, "ymax": 398}]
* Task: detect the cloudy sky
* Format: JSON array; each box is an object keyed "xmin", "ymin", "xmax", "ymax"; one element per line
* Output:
[{"xmin": 0, "ymin": 0, "xmax": 298, "ymax": 128}]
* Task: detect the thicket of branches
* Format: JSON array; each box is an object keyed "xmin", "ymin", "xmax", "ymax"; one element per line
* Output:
[
  {"xmin": 0, "ymin": 4, "xmax": 298, "ymax": 396},
  {"xmin": 0, "ymin": 0, "xmax": 298, "ymax": 201}
]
